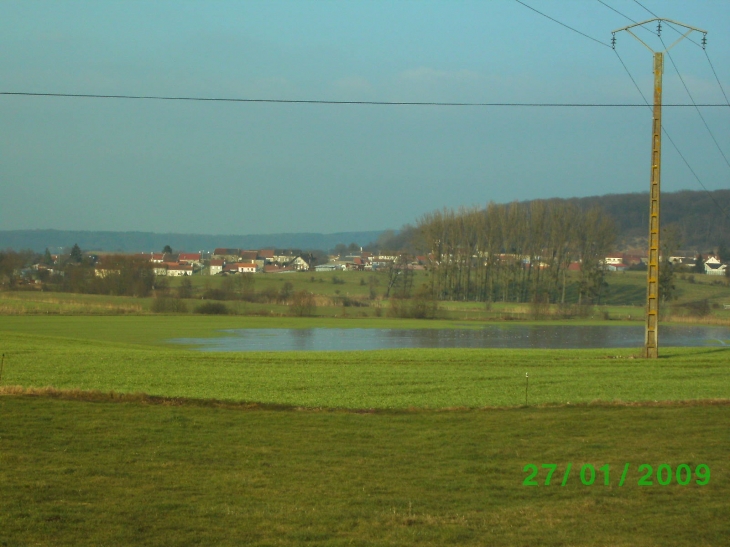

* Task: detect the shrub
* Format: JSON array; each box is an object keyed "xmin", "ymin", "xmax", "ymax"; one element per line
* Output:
[
  {"xmin": 151, "ymin": 296, "xmax": 188, "ymax": 313},
  {"xmin": 685, "ymin": 299, "xmax": 711, "ymax": 317},
  {"xmin": 194, "ymin": 302, "xmax": 229, "ymax": 315},
  {"xmin": 202, "ymin": 288, "xmax": 229, "ymax": 301},
  {"xmin": 257, "ymin": 287, "xmax": 279, "ymax": 304},
  {"xmin": 178, "ymin": 277, "xmax": 194, "ymax": 299},
  {"xmin": 338, "ymin": 296, "xmax": 368, "ymax": 307},
  {"xmin": 290, "ymin": 290, "xmax": 316, "ymax": 317}
]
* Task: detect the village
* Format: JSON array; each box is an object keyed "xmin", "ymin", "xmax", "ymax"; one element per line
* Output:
[
  {"xmin": 130, "ymin": 247, "xmax": 728, "ymax": 277},
  {"xmin": 122, "ymin": 247, "xmax": 430, "ymax": 276}
]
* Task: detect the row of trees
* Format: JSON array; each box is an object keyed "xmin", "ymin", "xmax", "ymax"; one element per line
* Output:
[
  {"xmin": 57, "ymin": 255, "xmax": 156, "ymax": 297},
  {"xmin": 416, "ymin": 201, "xmax": 616, "ymax": 305}
]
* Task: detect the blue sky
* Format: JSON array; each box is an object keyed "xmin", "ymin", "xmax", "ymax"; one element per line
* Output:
[{"xmin": 2, "ymin": 0, "xmax": 729, "ymax": 235}]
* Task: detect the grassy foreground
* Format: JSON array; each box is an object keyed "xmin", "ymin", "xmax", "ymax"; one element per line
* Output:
[
  {"xmin": 1, "ymin": 315, "xmax": 729, "ymax": 545},
  {"xmin": 1, "ymin": 396, "xmax": 728, "ymax": 547}
]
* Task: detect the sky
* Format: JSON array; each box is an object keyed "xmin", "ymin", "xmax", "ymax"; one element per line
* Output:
[{"xmin": 2, "ymin": 0, "xmax": 729, "ymax": 235}]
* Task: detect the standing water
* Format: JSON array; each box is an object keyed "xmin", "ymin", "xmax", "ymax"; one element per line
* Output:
[{"xmin": 171, "ymin": 325, "xmax": 730, "ymax": 352}]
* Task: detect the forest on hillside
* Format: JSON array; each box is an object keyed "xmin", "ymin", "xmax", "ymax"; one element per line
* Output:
[
  {"xmin": 562, "ymin": 189, "xmax": 730, "ymax": 250},
  {"xmin": 371, "ymin": 189, "xmax": 730, "ymax": 254}
]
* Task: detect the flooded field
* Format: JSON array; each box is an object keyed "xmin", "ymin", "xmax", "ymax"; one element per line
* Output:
[{"xmin": 172, "ymin": 324, "xmax": 730, "ymax": 352}]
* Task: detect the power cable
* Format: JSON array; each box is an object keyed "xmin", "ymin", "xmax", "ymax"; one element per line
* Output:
[
  {"xmin": 704, "ymin": 49, "xmax": 730, "ymax": 107},
  {"xmin": 513, "ymin": 0, "xmax": 612, "ymax": 49},
  {"xmin": 632, "ymin": 0, "xmax": 657, "ymax": 18},
  {"xmin": 613, "ymin": 48, "xmax": 730, "ymax": 218},
  {"xmin": 0, "ymin": 91, "xmax": 723, "ymax": 108},
  {"xmin": 628, "ymin": 3, "xmax": 729, "ymax": 113},
  {"xmin": 632, "ymin": 0, "xmax": 701, "ymax": 48},
  {"xmin": 597, "ymin": 0, "xmax": 638, "ymax": 23},
  {"xmin": 659, "ymin": 35, "xmax": 730, "ymax": 171},
  {"xmin": 595, "ymin": 0, "xmax": 654, "ymax": 36}
]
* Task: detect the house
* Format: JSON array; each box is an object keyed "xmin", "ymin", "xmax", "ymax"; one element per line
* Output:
[
  {"xmin": 704, "ymin": 256, "xmax": 727, "ymax": 276},
  {"xmin": 289, "ymin": 256, "xmax": 311, "ymax": 271},
  {"xmin": 209, "ymin": 259, "xmax": 224, "ymax": 275},
  {"xmin": 258, "ymin": 249, "xmax": 275, "ymax": 264},
  {"xmin": 94, "ymin": 267, "xmax": 120, "ymax": 278},
  {"xmin": 213, "ymin": 248, "xmax": 240, "ymax": 261},
  {"xmin": 167, "ymin": 264, "xmax": 193, "ymax": 277},
  {"xmin": 235, "ymin": 262, "xmax": 257, "ymax": 274},
  {"xmin": 178, "ymin": 253, "xmax": 202, "ymax": 266},
  {"xmin": 239, "ymin": 250, "xmax": 257, "ymax": 262},
  {"xmin": 273, "ymin": 249, "xmax": 302, "ymax": 264}
]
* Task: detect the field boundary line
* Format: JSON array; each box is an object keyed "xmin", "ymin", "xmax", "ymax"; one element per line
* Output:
[{"xmin": 2, "ymin": 385, "xmax": 729, "ymax": 413}]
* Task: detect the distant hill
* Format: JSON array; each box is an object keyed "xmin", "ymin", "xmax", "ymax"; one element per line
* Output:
[
  {"xmin": 3, "ymin": 189, "xmax": 728, "ymax": 254},
  {"xmin": 0, "ymin": 229, "xmax": 385, "ymax": 254}
]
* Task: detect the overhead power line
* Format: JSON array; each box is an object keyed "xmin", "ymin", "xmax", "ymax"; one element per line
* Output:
[
  {"xmin": 613, "ymin": 48, "xmax": 729, "ymax": 219},
  {"xmin": 0, "ymin": 91, "xmax": 724, "ymax": 108},
  {"xmin": 596, "ymin": 0, "xmax": 639, "ymax": 26},
  {"xmin": 704, "ymin": 49, "xmax": 730, "ymax": 107},
  {"xmin": 659, "ymin": 35, "xmax": 730, "ymax": 171},
  {"xmin": 514, "ymin": 0, "xmax": 612, "ymax": 48},
  {"xmin": 632, "ymin": 0, "xmax": 702, "ymax": 48},
  {"xmin": 632, "ymin": 0, "xmax": 657, "ymax": 18},
  {"xmin": 596, "ymin": 0, "xmax": 657, "ymax": 37}
]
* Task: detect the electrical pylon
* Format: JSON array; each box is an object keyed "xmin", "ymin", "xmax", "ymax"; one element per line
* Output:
[{"xmin": 612, "ymin": 18, "xmax": 707, "ymax": 358}]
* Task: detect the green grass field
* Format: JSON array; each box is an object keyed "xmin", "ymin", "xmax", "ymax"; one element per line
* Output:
[
  {"xmin": 1, "ymin": 396, "xmax": 728, "ymax": 546},
  {"xmin": 1, "ymin": 313, "xmax": 729, "ymax": 545},
  {"xmin": 3, "ymin": 269, "xmax": 730, "ymax": 324},
  {"xmin": 1, "ymin": 316, "xmax": 729, "ymax": 408}
]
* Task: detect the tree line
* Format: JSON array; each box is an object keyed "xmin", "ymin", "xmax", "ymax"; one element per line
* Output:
[{"xmin": 415, "ymin": 201, "xmax": 616, "ymax": 306}]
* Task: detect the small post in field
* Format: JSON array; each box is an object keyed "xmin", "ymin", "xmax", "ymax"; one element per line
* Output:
[
  {"xmin": 525, "ymin": 372, "xmax": 529, "ymax": 406},
  {"xmin": 0, "ymin": 353, "xmax": 5, "ymax": 385}
]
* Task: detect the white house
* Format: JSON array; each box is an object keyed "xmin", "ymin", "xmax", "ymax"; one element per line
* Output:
[
  {"xmin": 209, "ymin": 259, "xmax": 224, "ymax": 275},
  {"xmin": 704, "ymin": 256, "xmax": 727, "ymax": 276},
  {"xmin": 236, "ymin": 262, "xmax": 257, "ymax": 274},
  {"xmin": 604, "ymin": 253, "xmax": 624, "ymax": 265},
  {"xmin": 289, "ymin": 256, "xmax": 311, "ymax": 271},
  {"xmin": 167, "ymin": 264, "xmax": 194, "ymax": 276}
]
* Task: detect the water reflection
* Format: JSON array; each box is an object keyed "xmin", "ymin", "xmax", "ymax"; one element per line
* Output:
[{"xmin": 171, "ymin": 325, "xmax": 730, "ymax": 352}]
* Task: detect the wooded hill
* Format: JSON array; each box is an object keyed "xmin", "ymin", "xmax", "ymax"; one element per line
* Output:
[
  {"xmin": 372, "ymin": 189, "xmax": 730, "ymax": 254},
  {"xmin": 560, "ymin": 189, "xmax": 730, "ymax": 251}
]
